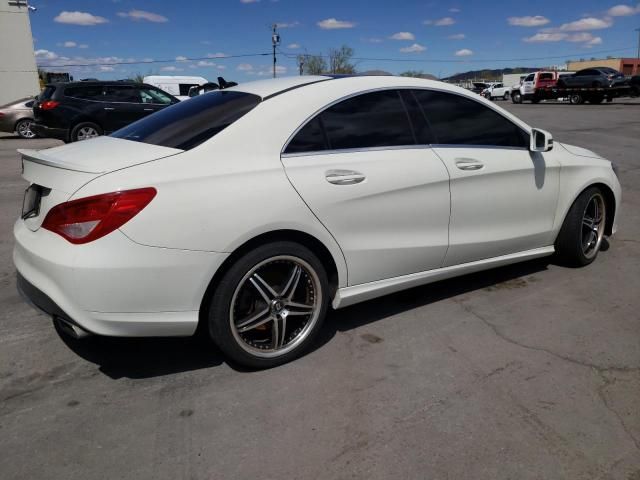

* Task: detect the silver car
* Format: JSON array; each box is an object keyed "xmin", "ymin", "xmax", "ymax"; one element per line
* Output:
[{"xmin": 0, "ymin": 98, "xmax": 37, "ymax": 139}]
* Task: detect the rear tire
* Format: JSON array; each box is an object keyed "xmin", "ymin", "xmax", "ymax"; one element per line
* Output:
[
  {"xmin": 555, "ymin": 187, "xmax": 607, "ymax": 267},
  {"xmin": 16, "ymin": 119, "xmax": 36, "ymax": 139},
  {"xmin": 70, "ymin": 122, "xmax": 102, "ymax": 142},
  {"xmin": 569, "ymin": 94, "xmax": 583, "ymax": 105},
  {"xmin": 503, "ymin": 92, "xmax": 510, "ymax": 101},
  {"xmin": 207, "ymin": 241, "xmax": 329, "ymax": 369}
]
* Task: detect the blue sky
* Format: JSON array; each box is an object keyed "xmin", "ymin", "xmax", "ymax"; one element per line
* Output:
[{"xmin": 30, "ymin": 0, "xmax": 640, "ymax": 81}]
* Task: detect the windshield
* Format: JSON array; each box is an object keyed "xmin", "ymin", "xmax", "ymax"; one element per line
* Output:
[{"xmin": 111, "ymin": 90, "xmax": 261, "ymax": 150}]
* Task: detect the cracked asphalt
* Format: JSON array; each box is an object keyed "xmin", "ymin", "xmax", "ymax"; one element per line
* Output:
[{"xmin": 1, "ymin": 98, "xmax": 639, "ymax": 479}]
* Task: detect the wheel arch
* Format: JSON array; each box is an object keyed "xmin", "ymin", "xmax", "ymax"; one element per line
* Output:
[
  {"xmin": 558, "ymin": 182, "xmax": 617, "ymax": 238},
  {"xmin": 197, "ymin": 229, "xmax": 342, "ymax": 332},
  {"xmin": 13, "ymin": 116, "xmax": 33, "ymax": 131}
]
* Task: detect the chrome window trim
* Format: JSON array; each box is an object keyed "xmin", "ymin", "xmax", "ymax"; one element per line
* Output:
[
  {"xmin": 280, "ymin": 86, "xmax": 531, "ymax": 157},
  {"xmin": 282, "ymin": 144, "xmax": 431, "ymax": 159}
]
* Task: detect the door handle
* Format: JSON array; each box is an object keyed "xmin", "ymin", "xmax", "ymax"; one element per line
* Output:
[
  {"xmin": 103, "ymin": 107, "xmax": 115, "ymax": 111},
  {"xmin": 455, "ymin": 158, "xmax": 484, "ymax": 171},
  {"xmin": 325, "ymin": 169, "xmax": 366, "ymax": 185}
]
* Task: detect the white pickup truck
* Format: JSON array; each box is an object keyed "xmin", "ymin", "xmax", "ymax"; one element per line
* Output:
[{"xmin": 482, "ymin": 83, "xmax": 512, "ymax": 101}]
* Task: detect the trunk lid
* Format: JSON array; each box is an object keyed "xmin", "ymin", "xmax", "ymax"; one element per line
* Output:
[{"xmin": 18, "ymin": 136, "xmax": 182, "ymax": 231}]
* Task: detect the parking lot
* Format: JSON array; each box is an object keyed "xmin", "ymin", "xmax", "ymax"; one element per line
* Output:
[{"xmin": 1, "ymin": 99, "xmax": 639, "ymax": 479}]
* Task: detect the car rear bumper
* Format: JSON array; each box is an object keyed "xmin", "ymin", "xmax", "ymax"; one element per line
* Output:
[
  {"xmin": 14, "ymin": 220, "xmax": 229, "ymax": 337},
  {"xmin": 33, "ymin": 123, "xmax": 69, "ymax": 142}
]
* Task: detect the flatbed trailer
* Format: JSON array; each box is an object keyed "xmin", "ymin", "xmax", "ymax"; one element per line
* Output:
[{"xmin": 512, "ymin": 85, "xmax": 635, "ymax": 105}]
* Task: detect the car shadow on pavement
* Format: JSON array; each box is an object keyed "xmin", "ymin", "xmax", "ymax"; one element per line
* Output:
[
  {"xmin": 56, "ymin": 258, "xmax": 550, "ymax": 379},
  {"xmin": 314, "ymin": 258, "xmax": 551, "ymax": 352},
  {"xmin": 57, "ymin": 331, "xmax": 225, "ymax": 380}
]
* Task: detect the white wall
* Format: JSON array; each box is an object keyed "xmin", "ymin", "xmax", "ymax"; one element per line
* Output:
[{"xmin": 0, "ymin": 1, "xmax": 40, "ymax": 105}]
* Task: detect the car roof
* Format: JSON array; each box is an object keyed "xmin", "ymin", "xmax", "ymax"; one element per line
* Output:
[
  {"xmin": 229, "ymin": 75, "xmax": 476, "ymax": 100},
  {"xmin": 46, "ymin": 81, "xmax": 143, "ymax": 87}
]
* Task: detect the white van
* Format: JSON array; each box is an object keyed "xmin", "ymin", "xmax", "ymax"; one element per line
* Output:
[{"xmin": 143, "ymin": 76, "xmax": 208, "ymax": 101}]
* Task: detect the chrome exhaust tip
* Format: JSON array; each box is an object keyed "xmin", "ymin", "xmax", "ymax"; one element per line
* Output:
[{"xmin": 54, "ymin": 316, "xmax": 91, "ymax": 339}]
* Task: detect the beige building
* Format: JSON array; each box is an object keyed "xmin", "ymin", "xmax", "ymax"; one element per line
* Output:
[
  {"xmin": 0, "ymin": 0, "xmax": 40, "ymax": 106},
  {"xmin": 567, "ymin": 58, "xmax": 640, "ymax": 76}
]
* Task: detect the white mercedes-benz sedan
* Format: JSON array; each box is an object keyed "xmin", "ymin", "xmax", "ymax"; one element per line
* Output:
[{"xmin": 14, "ymin": 75, "xmax": 621, "ymax": 368}]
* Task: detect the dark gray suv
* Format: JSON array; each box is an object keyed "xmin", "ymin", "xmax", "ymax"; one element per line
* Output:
[{"xmin": 557, "ymin": 67, "xmax": 626, "ymax": 89}]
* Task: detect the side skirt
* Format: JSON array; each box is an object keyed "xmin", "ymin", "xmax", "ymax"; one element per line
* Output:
[{"xmin": 332, "ymin": 246, "xmax": 555, "ymax": 309}]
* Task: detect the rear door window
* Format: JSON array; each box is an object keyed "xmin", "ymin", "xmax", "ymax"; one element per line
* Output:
[
  {"xmin": 64, "ymin": 85, "xmax": 105, "ymax": 101},
  {"xmin": 318, "ymin": 90, "xmax": 415, "ymax": 150},
  {"xmin": 284, "ymin": 90, "xmax": 416, "ymax": 154},
  {"xmin": 111, "ymin": 90, "xmax": 261, "ymax": 150},
  {"xmin": 103, "ymin": 85, "xmax": 140, "ymax": 103}
]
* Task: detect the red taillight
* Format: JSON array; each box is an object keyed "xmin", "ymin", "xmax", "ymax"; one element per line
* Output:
[
  {"xmin": 42, "ymin": 188, "xmax": 156, "ymax": 244},
  {"xmin": 40, "ymin": 100, "xmax": 60, "ymax": 110}
]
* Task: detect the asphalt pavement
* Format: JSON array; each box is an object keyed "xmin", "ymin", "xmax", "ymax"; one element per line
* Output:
[{"xmin": 1, "ymin": 98, "xmax": 639, "ymax": 480}]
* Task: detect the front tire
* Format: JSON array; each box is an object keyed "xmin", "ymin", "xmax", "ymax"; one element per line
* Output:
[
  {"xmin": 511, "ymin": 91, "xmax": 522, "ymax": 104},
  {"xmin": 555, "ymin": 187, "xmax": 607, "ymax": 267},
  {"xmin": 207, "ymin": 242, "xmax": 329, "ymax": 369}
]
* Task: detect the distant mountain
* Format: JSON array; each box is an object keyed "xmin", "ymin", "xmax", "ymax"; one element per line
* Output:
[{"xmin": 444, "ymin": 67, "xmax": 538, "ymax": 82}]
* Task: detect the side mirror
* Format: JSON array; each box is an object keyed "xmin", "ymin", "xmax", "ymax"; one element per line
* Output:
[{"xmin": 530, "ymin": 128, "xmax": 553, "ymax": 152}]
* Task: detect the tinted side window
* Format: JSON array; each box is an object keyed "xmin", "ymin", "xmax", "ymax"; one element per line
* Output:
[
  {"xmin": 179, "ymin": 84, "xmax": 199, "ymax": 96},
  {"xmin": 525, "ymin": 74, "xmax": 535, "ymax": 81},
  {"xmin": 539, "ymin": 73, "xmax": 553, "ymax": 80},
  {"xmin": 414, "ymin": 90, "xmax": 528, "ymax": 148},
  {"xmin": 64, "ymin": 85, "xmax": 104, "ymax": 100},
  {"xmin": 285, "ymin": 117, "xmax": 328, "ymax": 154},
  {"xmin": 399, "ymin": 90, "xmax": 433, "ymax": 144},
  {"xmin": 103, "ymin": 85, "xmax": 140, "ymax": 103},
  {"xmin": 111, "ymin": 91, "xmax": 261, "ymax": 150},
  {"xmin": 140, "ymin": 87, "xmax": 173, "ymax": 105},
  {"xmin": 320, "ymin": 90, "xmax": 415, "ymax": 150}
]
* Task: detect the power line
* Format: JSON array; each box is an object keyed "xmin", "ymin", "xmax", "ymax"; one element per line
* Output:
[
  {"xmin": 38, "ymin": 45, "xmax": 636, "ymax": 69},
  {"xmin": 38, "ymin": 52, "xmax": 271, "ymax": 68},
  {"xmin": 279, "ymin": 46, "xmax": 636, "ymax": 64}
]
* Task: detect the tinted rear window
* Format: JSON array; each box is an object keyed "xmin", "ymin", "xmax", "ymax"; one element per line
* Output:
[
  {"xmin": 111, "ymin": 91, "xmax": 261, "ymax": 150},
  {"xmin": 64, "ymin": 85, "xmax": 105, "ymax": 100},
  {"xmin": 39, "ymin": 86, "xmax": 56, "ymax": 100}
]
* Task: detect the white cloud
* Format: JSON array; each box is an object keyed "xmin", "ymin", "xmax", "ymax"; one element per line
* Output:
[
  {"xmin": 424, "ymin": 17, "xmax": 456, "ymax": 26},
  {"xmin": 523, "ymin": 31, "xmax": 604, "ymax": 46},
  {"xmin": 207, "ymin": 52, "xmax": 228, "ymax": 58},
  {"xmin": 455, "ymin": 48, "xmax": 473, "ymax": 56},
  {"xmin": 607, "ymin": 4, "xmax": 640, "ymax": 16},
  {"xmin": 400, "ymin": 43, "xmax": 426, "ymax": 53},
  {"xmin": 79, "ymin": 44, "xmax": 89, "ymax": 49},
  {"xmin": 287, "ymin": 43, "xmax": 301, "ymax": 49},
  {"xmin": 99, "ymin": 66, "xmax": 115, "ymax": 72},
  {"xmin": 240, "ymin": 0, "xmax": 260, "ymax": 3},
  {"xmin": 557, "ymin": 17, "xmax": 613, "ymax": 31},
  {"xmin": 161, "ymin": 66, "xmax": 182, "ymax": 72},
  {"xmin": 54, "ymin": 11, "xmax": 108, "ymax": 26},
  {"xmin": 277, "ymin": 21, "xmax": 300, "ymax": 28},
  {"xmin": 117, "ymin": 10, "xmax": 168, "ymax": 23},
  {"xmin": 237, "ymin": 63, "xmax": 254, "ymax": 71},
  {"xmin": 35, "ymin": 49, "xmax": 58, "ymax": 60},
  {"xmin": 175, "ymin": 56, "xmax": 188, "ymax": 61},
  {"xmin": 317, "ymin": 18, "xmax": 356, "ymax": 29},
  {"xmin": 390, "ymin": 31, "xmax": 415, "ymax": 40},
  {"xmin": 449, "ymin": 7, "xmax": 461, "ymax": 13},
  {"xmin": 63, "ymin": 41, "xmax": 77, "ymax": 47},
  {"xmin": 508, "ymin": 16, "xmax": 550, "ymax": 27},
  {"xmin": 523, "ymin": 32, "xmax": 568, "ymax": 42},
  {"xmin": 197, "ymin": 60, "xmax": 217, "ymax": 67},
  {"xmin": 448, "ymin": 33, "xmax": 465, "ymax": 39}
]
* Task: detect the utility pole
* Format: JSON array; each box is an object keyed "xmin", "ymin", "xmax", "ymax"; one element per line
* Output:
[
  {"xmin": 299, "ymin": 55, "xmax": 305, "ymax": 76},
  {"xmin": 271, "ymin": 24, "xmax": 280, "ymax": 78},
  {"xmin": 636, "ymin": 28, "xmax": 640, "ymax": 60}
]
